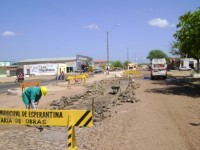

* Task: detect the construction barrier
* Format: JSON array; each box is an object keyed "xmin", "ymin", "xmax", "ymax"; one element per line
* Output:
[
  {"xmin": 123, "ymin": 70, "xmax": 141, "ymax": 77},
  {"xmin": 0, "ymin": 108, "xmax": 93, "ymax": 150},
  {"xmin": 66, "ymin": 74, "xmax": 88, "ymax": 87}
]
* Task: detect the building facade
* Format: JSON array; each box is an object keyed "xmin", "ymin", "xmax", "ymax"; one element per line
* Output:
[
  {"xmin": 0, "ymin": 61, "xmax": 11, "ymax": 77},
  {"xmin": 180, "ymin": 58, "xmax": 197, "ymax": 69},
  {"xmin": 17, "ymin": 54, "xmax": 93, "ymax": 76},
  {"xmin": 93, "ymin": 60, "xmax": 107, "ymax": 69}
]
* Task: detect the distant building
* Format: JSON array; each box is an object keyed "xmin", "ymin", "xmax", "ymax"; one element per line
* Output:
[
  {"xmin": 93, "ymin": 60, "xmax": 107, "ymax": 68},
  {"xmin": 0, "ymin": 61, "xmax": 11, "ymax": 77},
  {"xmin": 0, "ymin": 61, "xmax": 11, "ymax": 67},
  {"xmin": 17, "ymin": 54, "xmax": 93, "ymax": 76},
  {"xmin": 180, "ymin": 58, "xmax": 197, "ymax": 69},
  {"xmin": 128, "ymin": 63, "xmax": 138, "ymax": 70}
]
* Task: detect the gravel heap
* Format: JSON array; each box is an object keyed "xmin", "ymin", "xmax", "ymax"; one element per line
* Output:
[{"xmin": 50, "ymin": 77, "xmax": 140, "ymax": 124}]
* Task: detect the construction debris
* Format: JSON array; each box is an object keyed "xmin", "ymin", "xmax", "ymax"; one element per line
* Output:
[{"xmin": 50, "ymin": 77, "xmax": 140, "ymax": 124}]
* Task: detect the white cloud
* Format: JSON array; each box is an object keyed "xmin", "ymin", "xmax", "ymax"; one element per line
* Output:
[
  {"xmin": 148, "ymin": 18, "xmax": 174, "ymax": 28},
  {"xmin": 2, "ymin": 31, "xmax": 16, "ymax": 37},
  {"xmin": 83, "ymin": 24, "xmax": 100, "ymax": 30}
]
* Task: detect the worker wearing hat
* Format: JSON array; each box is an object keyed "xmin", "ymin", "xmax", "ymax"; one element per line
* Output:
[{"xmin": 22, "ymin": 86, "xmax": 48, "ymax": 109}]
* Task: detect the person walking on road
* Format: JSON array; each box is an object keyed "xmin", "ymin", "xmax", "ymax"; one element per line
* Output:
[{"xmin": 22, "ymin": 86, "xmax": 48, "ymax": 109}]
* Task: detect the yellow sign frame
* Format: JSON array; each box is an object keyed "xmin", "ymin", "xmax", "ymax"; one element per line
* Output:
[{"xmin": 0, "ymin": 109, "xmax": 93, "ymax": 127}]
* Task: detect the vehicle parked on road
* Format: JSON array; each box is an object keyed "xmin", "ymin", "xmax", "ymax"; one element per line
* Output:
[
  {"xmin": 179, "ymin": 66, "xmax": 192, "ymax": 71},
  {"xmin": 151, "ymin": 58, "xmax": 167, "ymax": 80},
  {"xmin": 94, "ymin": 68, "xmax": 102, "ymax": 73}
]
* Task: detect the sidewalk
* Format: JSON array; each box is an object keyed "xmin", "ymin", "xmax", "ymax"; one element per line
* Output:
[
  {"xmin": 0, "ymin": 75, "xmax": 56, "ymax": 84},
  {"xmin": 0, "ymin": 70, "xmax": 125, "ymax": 83}
]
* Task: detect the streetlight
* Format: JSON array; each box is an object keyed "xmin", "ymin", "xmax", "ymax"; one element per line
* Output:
[{"xmin": 106, "ymin": 24, "xmax": 120, "ymax": 74}]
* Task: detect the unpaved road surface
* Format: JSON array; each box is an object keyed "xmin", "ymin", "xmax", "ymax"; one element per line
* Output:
[{"xmin": 0, "ymin": 71, "xmax": 200, "ymax": 150}]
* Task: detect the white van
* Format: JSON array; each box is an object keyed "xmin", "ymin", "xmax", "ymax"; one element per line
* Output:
[{"xmin": 151, "ymin": 58, "xmax": 167, "ymax": 79}]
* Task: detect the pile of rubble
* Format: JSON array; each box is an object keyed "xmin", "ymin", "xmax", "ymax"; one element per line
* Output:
[{"xmin": 50, "ymin": 77, "xmax": 140, "ymax": 124}]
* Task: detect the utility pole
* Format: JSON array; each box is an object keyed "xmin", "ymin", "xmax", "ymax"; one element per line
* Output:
[
  {"xmin": 127, "ymin": 48, "xmax": 129, "ymax": 63},
  {"xmin": 106, "ymin": 24, "xmax": 120, "ymax": 74},
  {"xmin": 107, "ymin": 31, "xmax": 109, "ymax": 67}
]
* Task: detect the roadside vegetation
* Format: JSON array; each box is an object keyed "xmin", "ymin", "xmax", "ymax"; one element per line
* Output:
[
  {"xmin": 171, "ymin": 7, "xmax": 200, "ymax": 73},
  {"xmin": 147, "ymin": 49, "xmax": 168, "ymax": 61}
]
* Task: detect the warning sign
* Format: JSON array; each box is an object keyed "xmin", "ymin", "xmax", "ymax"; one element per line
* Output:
[
  {"xmin": 0, "ymin": 108, "xmax": 93, "ymax": 150},
  {"xmin": 0, "ymin": 109, "xmax": 69, "ymax": 126},
  {"xmin": 70, "ymin": 110, "xmax": 93, "ymax": 127},
  {"xmin": 0, "ymin": 109, "xmax": 93, "ymax": 127}
]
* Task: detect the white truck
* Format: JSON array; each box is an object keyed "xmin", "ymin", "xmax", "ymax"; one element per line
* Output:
[{"xmin": 151, "ymin": 58, "xmax": 167, "ymax": 79}]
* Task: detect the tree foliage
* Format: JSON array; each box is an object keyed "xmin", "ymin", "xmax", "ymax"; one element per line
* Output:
[
  {"xmin": 109, "ymin": 60, "xmax": 123, "ymax": 70},
  {"xmin": 172, "ymin": 7, "xmax": 200, "ymax": 72},
  {"xmin": 147, "ymin": 49, "xmax": 168, "ymax": 61},
  {"xmin": 123, "ymin": 60, "xmax": 130, "ymax": 69},
  {"xmin": 110, "ymin": 60, "xmax": 123, "ymax": 67}
]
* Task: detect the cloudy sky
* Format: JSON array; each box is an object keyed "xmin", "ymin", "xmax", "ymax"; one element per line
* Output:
[{"xmin": 0, "ymin": 0, "xmax": 199, "ymax": 63}]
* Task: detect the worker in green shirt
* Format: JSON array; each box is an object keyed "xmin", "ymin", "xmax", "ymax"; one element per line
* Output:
[{"xmin": 22, "ymin": 86, "xmax": 48, "ymax": 109}]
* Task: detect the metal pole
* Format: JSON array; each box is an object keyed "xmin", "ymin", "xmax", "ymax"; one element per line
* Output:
[
  {"xmin": 56, "ymin": 63, "xmax": 59, "ymax": 84},
  {"xmin": 106, "ymin": 24, "xmax": 120, "ymax": 74},
  {"xmin": 127, "ymin": 48, "xmax": 129, "ymax": 63},
  {"xmin": 107, "ymin": 31, "xmax": 109, "ymax": 68}
]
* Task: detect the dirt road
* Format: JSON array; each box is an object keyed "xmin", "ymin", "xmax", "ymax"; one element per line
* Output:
[
  {"xmin": 0, "ymin": 71, "xmax": 200, "ymax": 150},
  {"xmin": 76, "ymin": 71, "xmax": 200, "ymax": 150}
]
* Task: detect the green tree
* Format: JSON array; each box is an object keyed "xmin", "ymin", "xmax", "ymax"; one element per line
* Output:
[
  {"xmin": 100, "ymin": 64, "xmax": 106, "ymax": 71},
  {"xmin": 147, "ymin": 50, "xmax": 168, "ymax": 61},
  {"xmin": 172, "ymin": 7, "xmax": 200, "ymax": 73},
  {"xmin": 110, "ymin": 60, "xmax": 123, "ymax": 70},
  {"xmin": 123, "ymin": 60, "xmax": 130, "ymax": 69},
  {"xmin": 110, "ymin": 61, "xmax": 123, "ymax": 67}
]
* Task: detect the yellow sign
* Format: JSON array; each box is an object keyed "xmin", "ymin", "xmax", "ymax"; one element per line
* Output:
[
  {"xmin": 0, "ymin": 109, "xmax": 93, "ymax": 127},
  {"xmin": 0, "ymin": 109, "xmax": 69, "ymax": 126},
  {"xmin": 70, "ymin": 110, "xmax": 93, "ymax": 127},
  {"xmin": 123, "ymin": 70, "xmax": 140, "ymax": 76},
  {"xmin": 67, "ymin": 74, "xmax": 87, "ymax": 80}
]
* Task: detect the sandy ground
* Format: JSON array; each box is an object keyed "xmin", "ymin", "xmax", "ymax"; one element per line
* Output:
[
  {"xmin": 0, "ymin": 70, "xmax": 200, "ymax": 150},
  {"xmin": 74, "ymin": 70, "xmax": 200, "ymax": 150}
]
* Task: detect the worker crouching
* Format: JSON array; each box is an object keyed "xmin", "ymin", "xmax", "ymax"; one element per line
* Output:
[{"xmin": 22, "ymin": 86, "xmax": 48, "ymax": 109}]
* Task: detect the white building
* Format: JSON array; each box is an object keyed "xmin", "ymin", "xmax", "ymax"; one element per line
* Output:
[
  {"xmin": 17, "ymin": 54, "xmax": 93, "ymax": 76},
  {"xmin": 180, "ymin": 58, "xmax": 197, "ymax": 69}
]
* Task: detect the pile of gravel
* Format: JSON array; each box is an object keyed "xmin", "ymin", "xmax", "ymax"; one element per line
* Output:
[{"xmin": 50, "ymin": 77, "xmax": 140, "ymax": 124}]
